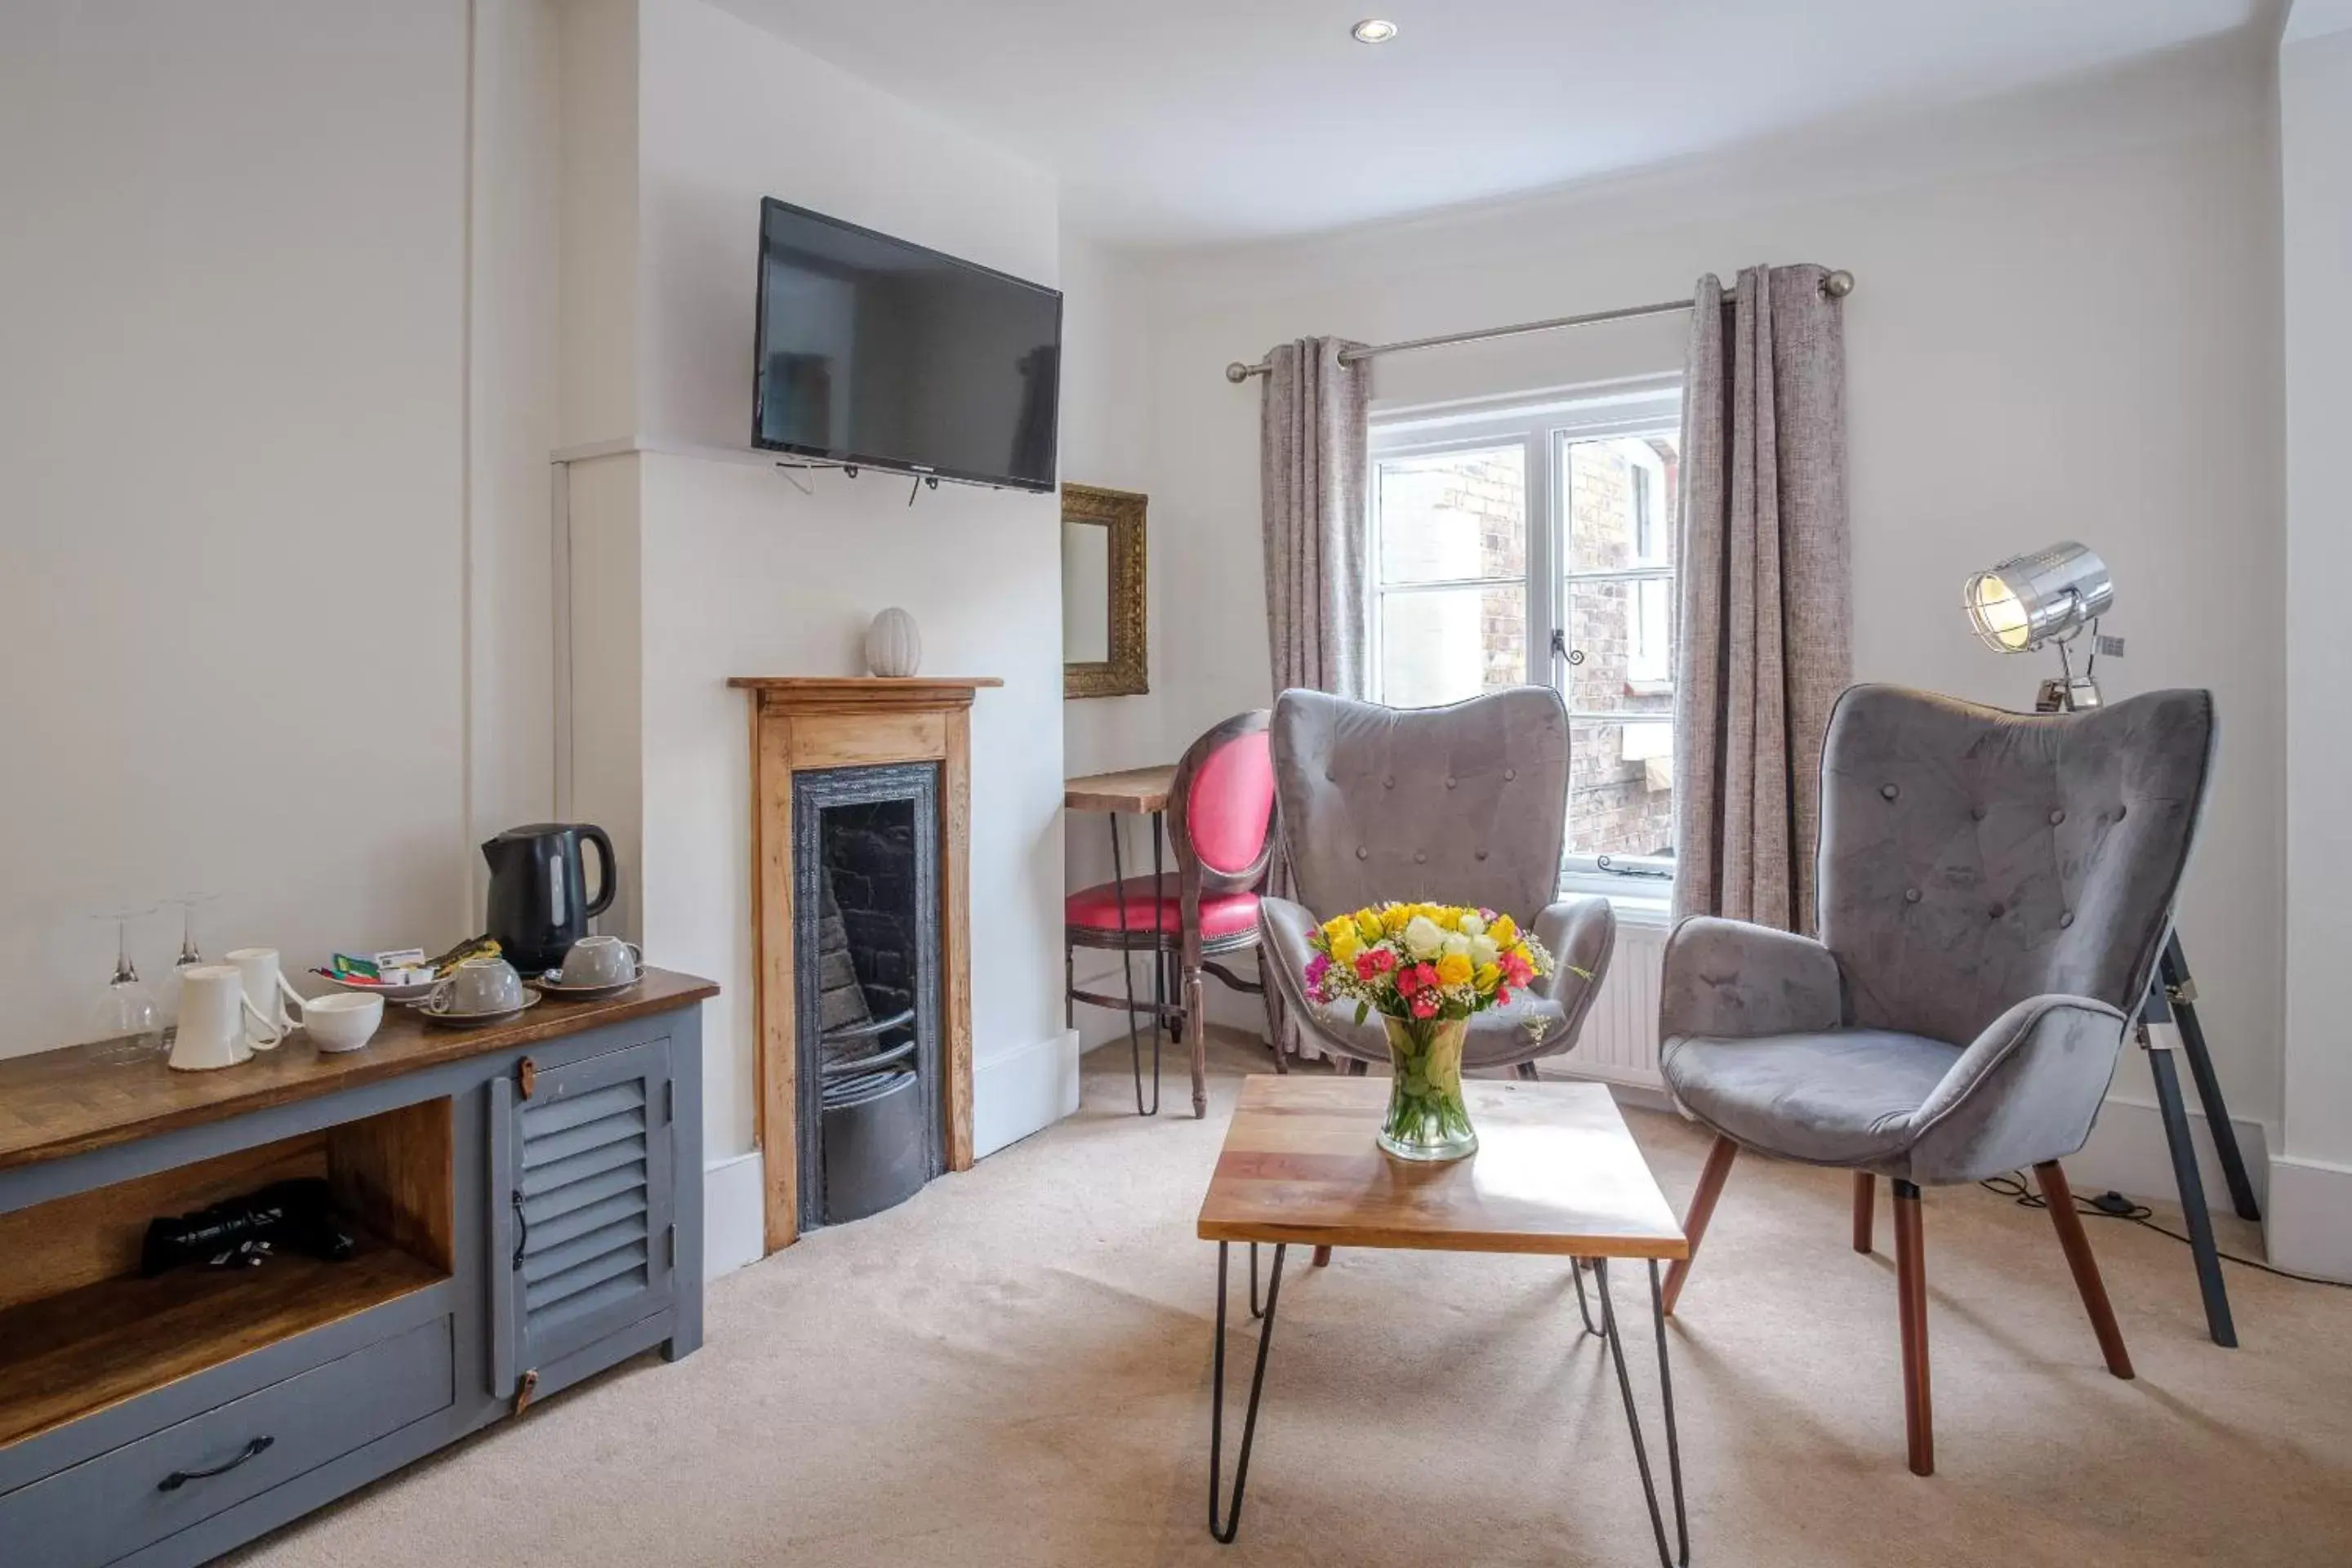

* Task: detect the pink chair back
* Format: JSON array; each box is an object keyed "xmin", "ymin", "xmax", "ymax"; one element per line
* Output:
[{"xmin": 1168, "ymin": 711, "xmax": 1276, "ymax": 891}]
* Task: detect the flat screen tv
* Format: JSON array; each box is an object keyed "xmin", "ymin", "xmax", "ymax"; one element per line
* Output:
[{"xmin": 753, "ymin": 198, "xmax": 1063, "ymax": 492}]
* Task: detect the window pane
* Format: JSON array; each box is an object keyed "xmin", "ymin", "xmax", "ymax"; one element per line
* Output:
[
  {"xmin": 1563, "ymin": 433, "xmax": 1679, "ymax": 572},
  {"xmin": 1376, "ymin": 445, "xmax": 1526, "ymax": 585},
  {"xmin": 1561, "ymin": 577, "xmax": 1677, "ymax": 713},
  {"xmin": 1566, "ymin": 718, "xmax": 1676, "ymax": 861},
  {"xmin": 1379, "ymin": 586, "xmax": 1526, "ymax": 708}
]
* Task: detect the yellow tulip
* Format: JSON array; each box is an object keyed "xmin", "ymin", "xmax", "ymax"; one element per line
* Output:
[
  {"xmin": 1321, "ymin": 915, "xmax": 1355, "ymax": 949},
  {"xmin": 1330, "ymin": 928, "xmax": 1362, "ymax": 963},
  {"xmin": 1436, "ymin": 906, "xmax": 1461, "ymax": 932},
  {"xmin": 1356, "ymin": 911, "xmax": 1385, "ymax": 945},
  {"xmin": 1383, "ymin": 906, "xmax": 1414, "ymax": 937},
  {"xmin": 1436, "ymin": 951, "xmax": 1473, "ymax": 987},
  {"xmin": 1474, "ymin": 962, "xmax": 1502, "ymax": 991},
  {"xmin": 1490, "ymin": 914, "xmax": 1518, "ymax": 946}
]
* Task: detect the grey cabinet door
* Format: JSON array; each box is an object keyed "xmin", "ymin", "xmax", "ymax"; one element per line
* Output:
[{"xmin": 488, "ymin": 1040, "xmax": 675, "ymax": 1398}]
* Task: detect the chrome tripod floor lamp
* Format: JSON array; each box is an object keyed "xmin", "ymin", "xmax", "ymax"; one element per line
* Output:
[
  {"xmin": 1962, "ymin": 541, "xmax": 2260, "ymax": 1348},
  {"xmin": 1962, "ymin": 540, "xmax": 2119, "ymax": 710}
]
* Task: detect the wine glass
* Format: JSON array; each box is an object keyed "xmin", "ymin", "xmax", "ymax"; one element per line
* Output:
[
  {"xmin": 169, "ymin": 892, "xmax": 220, "ymax": 970},
  {"xmin": 87, "ymin": 906, "xmax": 162, "ymax": 1062}
]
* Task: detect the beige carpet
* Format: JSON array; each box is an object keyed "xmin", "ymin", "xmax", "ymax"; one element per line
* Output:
[{"xmin": 230, "ymin": 1034, "xmax": 2352, "ymax": 1567}]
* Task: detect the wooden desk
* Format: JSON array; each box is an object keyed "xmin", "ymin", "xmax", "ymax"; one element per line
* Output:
[
  {"xmin": 1063, "ymin": 764, "xmax": 1181, "ymax": 1114},
  {"xmin": 1196, "ymin": 1075, "xmax": 1691, "ymax": 1566},
  {"xmin": 1063, "ymin": 763, "xmax": 1176, "ymax": 816}
]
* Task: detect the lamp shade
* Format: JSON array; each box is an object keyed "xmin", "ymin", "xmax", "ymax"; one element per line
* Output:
[{"xmin": 1962, "ymin": 541, "xmax": 2114, "ymax": 653}]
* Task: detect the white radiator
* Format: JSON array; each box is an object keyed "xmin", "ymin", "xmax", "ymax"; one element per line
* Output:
[{"xmin": 1557, "ymin": 917, "xmax": 1668, "ymax": 1093}]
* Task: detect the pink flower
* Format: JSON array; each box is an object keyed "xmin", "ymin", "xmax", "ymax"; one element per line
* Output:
[
  {"xmin": 1354, "ymin": 951, "xmax": 1379, "ymax": 981},
  {"xmin": 1304, "ymin": 951, "xmax": 1330, "ymax": 987},
  {"xmin": 1410, "ymin": 992, "xmax": 1439, "ymax": 1020},
  {"xmin": 1501, "ymin": 951, "xmax": 1535, "ymax": 987},
  {"xmin": 1396, "ymin": 965, "xmax": 1424, "ymax": 997},
  {"xmin": 1417, "ymin": 963, "xmax": 1441, "ymax": 992},
  {"xmin": 1494, "ymin": 985, "xmax": 1512, "ymax": 1007},
  {"xmin": 1370, "ymin": 948, "xmax": 1396, "ymax": 973}
]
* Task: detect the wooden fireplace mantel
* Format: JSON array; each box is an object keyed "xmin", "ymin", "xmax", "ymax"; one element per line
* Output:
[{"xmin": 737, "ymin": 675, "xmax": 999, "ymax": 1254}]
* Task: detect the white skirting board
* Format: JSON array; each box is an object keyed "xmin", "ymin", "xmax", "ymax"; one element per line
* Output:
[
  {"xmin": 702, "ymin": 1149, "xmax": 765, "ymax": 1281},
  {"xmin": 2262, "ymin": 1156, "xmax": 2352, "ymax": 1283},
  {"xmin": 973, "ymin": 1027, "xmax": 1083, "ymax": 1158},
  {"xmin": 2064, "ymin": 1094, "xmax": 2271, "ymax": 1216},
  {"xmin": 701, "ymin": 1028, "xmax": 1081, "ymax": 1281}
]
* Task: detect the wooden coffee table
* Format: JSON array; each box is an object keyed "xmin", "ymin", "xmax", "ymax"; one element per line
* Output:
[{"xmin": 1196, "ymin": 1075, "xmax": 1692, "ymax": 1566}]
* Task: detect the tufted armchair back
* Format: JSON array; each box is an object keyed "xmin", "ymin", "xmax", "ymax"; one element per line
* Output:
[
  {"xmin": 1817, "ymin": 684, "xmax": 2216, "ymax": 1049},
  {"xmin": 1270, "ymin": 687, "xmax": 1570, "ymax": 924}
]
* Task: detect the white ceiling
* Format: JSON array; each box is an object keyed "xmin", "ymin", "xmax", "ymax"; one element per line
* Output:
[{"xmin": 716, "ymin": 0, "xmax": 2262, "ymax": 248}]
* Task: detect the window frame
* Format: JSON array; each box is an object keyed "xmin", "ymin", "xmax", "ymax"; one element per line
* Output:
[{"xmin": 1369, "ymin": 375, "xmax": 1685, "ymax": 915}]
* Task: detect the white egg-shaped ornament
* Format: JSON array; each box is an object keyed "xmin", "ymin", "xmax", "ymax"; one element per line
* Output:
[{"xmin": 864, "ymin": 607, "xmax": 922, "ymax": 678}]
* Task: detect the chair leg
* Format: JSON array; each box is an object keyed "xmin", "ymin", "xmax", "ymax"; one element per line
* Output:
[
  {"xmin": 1185, "ymin": 964, "xmax": 1209, "ymax": 1120},
  {"xmin": 1065, "ymin": 940, "xmax": 1076, "ymax": 1030},
  {"xmin": 1342, "ymin": 1056, "xmax": 1369, "ymax": 1078},
  {"xmin": 1312, "ymin": 1246, "xmax": 1333, "ymax": 1267},
  {"xmin": 1513, "ymin": 1061, "xmax": 1540, "ymax": 1082},
  {"xmin": 1853, "ymin": 1172, "xmax": 1875, "ymax": 1254},
  {"xmin": 2034, "ymin": 1161, "xmax": 2135, "ymax": 1380},
  {"xmin": 1660, "ymin": 1135, "xmax": 1738, "ymax": 1316},
  {"xmin": 1892, "ymin": 1178, "xmax": 1933, "ymax": 1477}
]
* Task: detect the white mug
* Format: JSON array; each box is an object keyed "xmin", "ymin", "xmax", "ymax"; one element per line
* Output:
[
  {"xmin": 171, "ymin": 964, "xmax": 283, "ymax": 1071},
  {"xmin": 225, "ymin": 947, "xmax": 307, "ymax": 1050}
]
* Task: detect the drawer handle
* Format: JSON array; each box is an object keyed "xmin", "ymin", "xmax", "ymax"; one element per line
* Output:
[
  {"xmin": 158, "ymin": 1435, "xmax": 274, "ymax": 1492},
  {"xmin": 512, "ymin": 1189, "xmax": 529, "ymax": 1268}
]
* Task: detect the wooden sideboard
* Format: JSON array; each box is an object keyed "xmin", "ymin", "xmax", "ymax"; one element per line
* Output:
[{"xmin": 0, "ymin": 969, "xmax": 715, "ymax": 1568}]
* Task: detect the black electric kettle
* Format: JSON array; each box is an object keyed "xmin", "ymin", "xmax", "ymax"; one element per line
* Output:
[{"xmin": 481, "ymin": 823, "xmax": 617, "ymax": 974}]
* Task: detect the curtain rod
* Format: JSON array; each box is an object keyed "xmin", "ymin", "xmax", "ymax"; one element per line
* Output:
[{"xmin": 1222, "ymin": 269, "xmax": 1855, "ymax": 383}]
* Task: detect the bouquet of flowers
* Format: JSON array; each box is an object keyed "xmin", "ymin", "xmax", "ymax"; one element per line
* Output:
[{"xmin": 1302, "ymin": 903, "xmax": 1559, "ymax": 1160}]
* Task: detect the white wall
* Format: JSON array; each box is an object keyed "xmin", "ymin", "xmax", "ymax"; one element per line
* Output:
[
  {"xmin": 2274, "ymin": 6, "xmax": 2352, "ymax": 1278},
  {"xmin": 1116, "ymin": 40, "xmax": 2289, "ymax": 1161},
  {"xmin": 563, "ymin": 0, "xmax": 1076, "ymax": 1179},
  {"xmin": 0, "ymin": 0, "xmax": 559, "ymax": 1058}
]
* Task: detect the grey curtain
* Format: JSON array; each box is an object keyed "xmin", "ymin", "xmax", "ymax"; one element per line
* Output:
[
  {"xmin": 1671, "ymin": 265, "xmax": 1851, "ymax": 932},
  {"xmin": 1260, "ymin": 338, "xmax": 1370, "ymax": 699},
  {"xmin": 1258, "ymin": 337, "xmax": 1370, "ymax": 1058}
]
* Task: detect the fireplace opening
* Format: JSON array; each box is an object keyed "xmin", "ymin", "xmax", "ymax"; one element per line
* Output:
[{"xmin": 794, "ymin": 763, "xmax": 943, "ymax": 1230}]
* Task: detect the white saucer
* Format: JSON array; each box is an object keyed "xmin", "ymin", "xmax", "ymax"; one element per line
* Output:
[
  {"xmin": 528, "ymin": 973, "xmax": 643, "ymax": 1002},
  {"xmin": 323, "ymin": 973, "xmax": 439, "ymax": 1004},
  {"xmin": 413, "ymin": 991, "xmax": 542, "ymax": 1029}
]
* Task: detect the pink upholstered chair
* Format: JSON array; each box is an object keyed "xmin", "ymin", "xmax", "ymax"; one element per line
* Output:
[{"xmin": 1064, "ymin": 711, "xmax": 1284, "ymax": 1118}]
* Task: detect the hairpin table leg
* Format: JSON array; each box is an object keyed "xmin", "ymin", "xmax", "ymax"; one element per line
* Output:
[
  {"xmin": 1594, "ymin": 1258, "xmax": 1690, "ymax": 1567},
  {"xmin": 1209, "ymin": 1241, "xmax": 1286, "ymax": 1544}
]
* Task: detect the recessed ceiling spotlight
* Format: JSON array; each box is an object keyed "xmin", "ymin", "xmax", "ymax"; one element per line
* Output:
[{"xmin": 1352, "ymin": 19, "xmax": 1398, "ymax": 44}]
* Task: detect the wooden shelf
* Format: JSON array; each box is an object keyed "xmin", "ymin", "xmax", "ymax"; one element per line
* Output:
[
  {"xmin": 0, "ymin": 1231, "xmax": 443, "ymax": 1450},
  {"xmin": 0, "ymin": 967, "xmax": 716, "ymax": 1174}
]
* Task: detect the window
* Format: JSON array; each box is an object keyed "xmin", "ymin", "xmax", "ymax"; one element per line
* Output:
[{"xmin": 1370, "ymin": 378, "xmax": 1682, "ymax": 913}]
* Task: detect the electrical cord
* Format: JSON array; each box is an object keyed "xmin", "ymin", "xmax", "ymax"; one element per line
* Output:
[{"xmin": 1977, "ymin": 1171, "xmax": 2352, "ymax": 1290}]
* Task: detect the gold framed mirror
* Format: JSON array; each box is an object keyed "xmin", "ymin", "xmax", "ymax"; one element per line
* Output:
[{"xmin": 1062, "ymin": 483, "xmax": 1147, "ymax": 698}]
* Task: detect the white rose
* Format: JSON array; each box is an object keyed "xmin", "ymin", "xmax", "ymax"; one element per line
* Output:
[
  {"xmin": 1403, "ymin": 915, "xmax": 1445, "ymax": 960},
  {"xmin": 1441, "ymin": 933, "xmax": 1472, "ymax": 960},
  {"xmin": 1459, "ymin": 913, "xmax": 1486, "ymax": 938},
  {"xmin": 1471, "ymin": 934, "xmax": 1500, "ymax": 968}
]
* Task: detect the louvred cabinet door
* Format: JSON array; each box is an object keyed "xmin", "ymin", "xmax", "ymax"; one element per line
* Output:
[{"xmin": 489, "ymin": 1040, "xmax": 675, "ymax": 1401}]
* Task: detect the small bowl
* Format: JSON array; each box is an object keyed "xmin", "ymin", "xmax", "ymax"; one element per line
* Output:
[{"xmin": 301, "ymin": 991, "xmax": 383, "ymax": 1053}]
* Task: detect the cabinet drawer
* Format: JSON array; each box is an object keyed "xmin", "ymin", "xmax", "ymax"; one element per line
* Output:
[{"xmin": 0, "ymin": 1316, "xmax": 451, "ymax": 1568}]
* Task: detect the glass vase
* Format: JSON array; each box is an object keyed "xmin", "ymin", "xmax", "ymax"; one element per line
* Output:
[{"xmin": 1378, "ymin": 1015, "xmax": 1477, "ymax": 1162}]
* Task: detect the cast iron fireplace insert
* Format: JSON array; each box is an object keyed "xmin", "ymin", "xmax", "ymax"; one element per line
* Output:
[{"xmin": 791, "ymin": 761, "xmax": 946, "ymax": 1231}]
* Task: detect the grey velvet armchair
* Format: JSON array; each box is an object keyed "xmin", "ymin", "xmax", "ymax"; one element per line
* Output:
[
  {"xmin": 1658, "ymin": 684, "xmax": 2216, "ymax": 1477},
  {"xmin": 1258, "ymin": 687, "xmax": 1617, "ymax": 1079}
]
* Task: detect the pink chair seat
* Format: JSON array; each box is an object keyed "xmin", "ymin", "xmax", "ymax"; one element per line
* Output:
[{"xmin": 1064, "ymin": 877, "xmax": 1261, "ymax": 941}]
